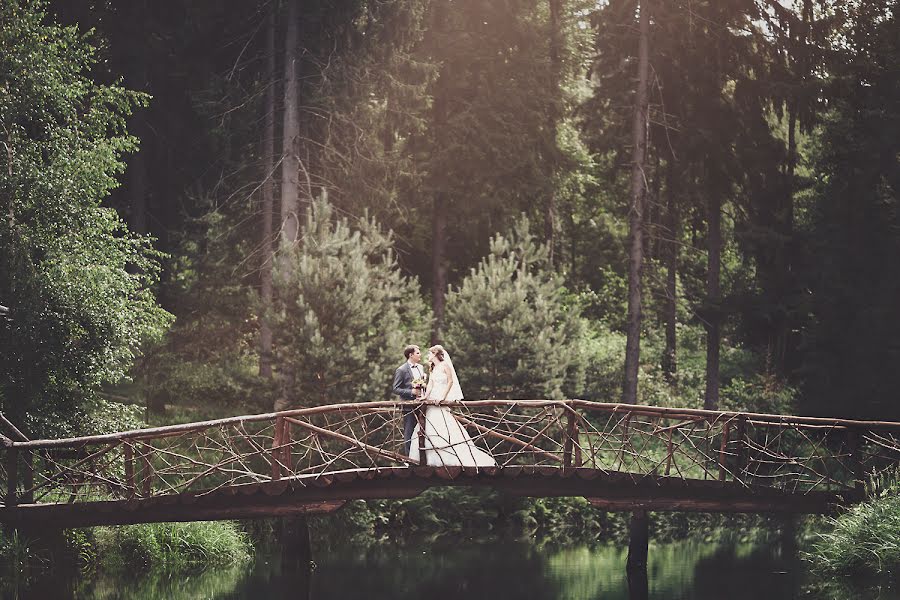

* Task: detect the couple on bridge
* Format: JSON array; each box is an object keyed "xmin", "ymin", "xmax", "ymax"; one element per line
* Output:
[{"xmin": 392, "ymin": 344, "xmax": 496, "ymax": 468}]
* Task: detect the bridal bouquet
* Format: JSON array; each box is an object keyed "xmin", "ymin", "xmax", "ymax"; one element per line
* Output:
[{"xmin": 412, "ymin": 375, "xmax": 427, "ymax": 397}]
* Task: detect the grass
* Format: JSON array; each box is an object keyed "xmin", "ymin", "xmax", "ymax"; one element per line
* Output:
[
  {"xmin": 807, "ymin": 491, "xmax": 900, "ymax": 577},
  {"xmin": 94, "ymin": 521, "xmax": 252, "ymax": 571},
  {"xmin": 0, "ymin": 529, "xmax": 37, "ymax": 565}
]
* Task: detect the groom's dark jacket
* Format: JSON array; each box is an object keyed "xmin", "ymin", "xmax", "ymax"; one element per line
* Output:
[{"xmin": 392, "ymin": 363, "xmax": 419, "ymax": 401}]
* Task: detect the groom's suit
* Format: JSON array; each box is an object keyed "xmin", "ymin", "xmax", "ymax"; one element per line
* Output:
[{"xmin": 392, "ymin": 362, "xmax": 422, "ymax": 456}]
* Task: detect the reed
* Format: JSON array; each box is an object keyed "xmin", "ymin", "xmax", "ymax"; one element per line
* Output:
[{"xmin": 95, "ymin": 521, "xmax": 252, "ymax": 570}]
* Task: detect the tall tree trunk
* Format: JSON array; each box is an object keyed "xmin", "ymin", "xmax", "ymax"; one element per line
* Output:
[
  {"xmin": 259, "ymin": 2, "xmax": 277, "ymax": 379},
  {"xmin": 622, "ymin": 0, "xmax": 650, "ymax": 406},
  {"xmin": 624, "ymin": 0, "xmax": 652, "ymax": 574},
  {"xmin": 545, "ymin": 0, "xmax": 563, "ymax": 267},
  {"xmin": 661, "ymin": 158, "xmax": 679, "ymax": 383},
  {"xmin": 276, "ymin": 0, "xmax": 301, "ymax": 411},
  {"xmin": 430, "ymin": 20, "xmax": 451, "ymax": 346},
  {"xmin": 704, "ymin": 186, "xmax": 721, "ymax": 410},
  {"xmin": 431, "ymin": 195, "xmax": 447, "ymax": 345},
  {"xmin": 280, "ymin": 0, "xmax": 301, "ymax": 252}
]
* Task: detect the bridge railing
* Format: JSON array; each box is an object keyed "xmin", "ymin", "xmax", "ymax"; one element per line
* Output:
[{"xmin": 4, "ymin": 400, "xmax": 900, "ymax": 507}]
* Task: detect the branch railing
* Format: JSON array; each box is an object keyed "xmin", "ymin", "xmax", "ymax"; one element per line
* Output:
[{"xmin": 4, "ymin": 400, "xmax": 900, "ymax": 508}]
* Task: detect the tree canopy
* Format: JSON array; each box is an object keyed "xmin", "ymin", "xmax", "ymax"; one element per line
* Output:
[
  {"xmin": 1, "ymin": 0, "xmax": 897, "ymax": 433},
  {"xmin": 0, "ymin": 0, "xmax": 171, "ymax": 436}
]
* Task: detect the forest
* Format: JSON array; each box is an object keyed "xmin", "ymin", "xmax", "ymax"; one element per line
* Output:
[
  {"xmin": 3, "ymin": 0, "xmax": 897, "ymax": 436},
  {"xmin": 1, "ymin": 0, "xmax": 899, "ymax": 592}
]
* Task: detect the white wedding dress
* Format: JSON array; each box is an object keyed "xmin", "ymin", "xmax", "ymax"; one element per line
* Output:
[{"xmin": 408, "ymin": 364, "xmax": 496, "ymax": 468}]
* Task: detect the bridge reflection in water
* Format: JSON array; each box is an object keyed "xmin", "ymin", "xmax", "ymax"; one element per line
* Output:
[{"xmin": 3, "ymin": 399, "xmax": 900, "ymax": 528}]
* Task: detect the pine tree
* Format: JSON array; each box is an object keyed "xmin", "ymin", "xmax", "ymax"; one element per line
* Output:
[
  {"xmin": 444, "ymin": 218, "xmax": 585, "ymax": 400},
  {"xmin": 271, "ymin": 198, "xmax": 429, "ymax": 406}
]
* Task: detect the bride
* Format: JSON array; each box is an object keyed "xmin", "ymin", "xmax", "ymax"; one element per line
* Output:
[{"xmin": 408, "ymin": 345, "xmax": 496, "ymax": 468}]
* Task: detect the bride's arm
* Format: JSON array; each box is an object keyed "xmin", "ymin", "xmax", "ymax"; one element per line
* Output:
[
  {"xmin": 422, "ymin": 367, "xmax": 435, "ymax": 400},
  {"xmin": 441, "ymin": 362, "xmax": 455, "ymax": 403}
]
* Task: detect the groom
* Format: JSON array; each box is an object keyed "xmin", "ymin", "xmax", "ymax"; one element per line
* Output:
[{"xmin": 392, "ymin": 344, "xmax": 424, "ymax": 456}]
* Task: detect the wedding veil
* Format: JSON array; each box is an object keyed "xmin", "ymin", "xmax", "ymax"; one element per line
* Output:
[{"xmin": 441, "ymin": 350, "xmax": 465, "ymax": 401}]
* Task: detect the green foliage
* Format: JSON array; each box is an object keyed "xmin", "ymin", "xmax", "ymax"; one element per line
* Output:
[
  {"xmin": 0, "ymin": 0, "xmax": 172, "ymax": 436},
  {"xmin": 445, "ymin": 218, "xmax": 585, "ymax": 399},
  {"xmin": 719, "ymin": 374, "xmax": 796, "ymax": 416},
  {"xmin": 76, "ymin": 397, "xmax": 145, "ymax": 435},
  {"xmin": 272, "ymin": 198, "xmax": 429, "ymax": 406},
  {"xmin": 416, "ymin": 0, "xmax": 586, "ymax": 266},
  {"xmin": 577, "ymin": 326, "xmax": 626, "ymax": 402},
  {"xmin": 507, "ymin": 496, "xmax": 606, "ymax": 541},
  {"xmin": 807, "ymin": 492, "xmax": 900, "ymax": 577},
  {"xmin": 94, "ymin": 521, "xmax": 251, "ymax": 570}
]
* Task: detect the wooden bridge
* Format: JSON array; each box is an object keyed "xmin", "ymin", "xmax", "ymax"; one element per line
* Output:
[{"xmin": 3, "ymin": 399, "xmax": 899, "ymax": 529}]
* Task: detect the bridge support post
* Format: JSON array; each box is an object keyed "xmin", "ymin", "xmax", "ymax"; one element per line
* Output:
[
  {"xmin": 626, "ymin": 509, "xmax": 649, "ymax": 571},
  {"xmin": 626, "ymin": 562, "xmax": 649, "ymax": 600}
]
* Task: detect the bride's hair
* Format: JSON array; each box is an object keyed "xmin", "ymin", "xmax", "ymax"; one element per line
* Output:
[{"xmin": 429, "ymin": 344, "xmax": 446, "ymax": 363}]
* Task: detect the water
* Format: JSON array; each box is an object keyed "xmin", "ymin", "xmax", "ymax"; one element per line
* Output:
[{"xmin": 6, "ymin": 535, "xmax": 898, "ymax": 599}]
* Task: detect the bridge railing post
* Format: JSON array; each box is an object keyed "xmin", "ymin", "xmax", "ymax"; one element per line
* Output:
[
  {"xmin": 272, "ymin": 416, "xmax": 285, "ymax": 480},
  {"xmin": 718, "ymin": 420, "xmax": 731, "ymax": 482},
  {"xmin": 563, "ymin": 412, "xmax": 582, "ymax": 470},
  {"xmin": 6, "ymin": 446, "xmax": 17, "ymax": 508},
  {"xmin": 124, "ymin": 442, "xmax": 136, "ymax": 498}
]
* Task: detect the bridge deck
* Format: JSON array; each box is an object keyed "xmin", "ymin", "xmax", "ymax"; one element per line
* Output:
[{"xmin": 0, "ymin": 466, "xmax": 855, "ymax": 529}]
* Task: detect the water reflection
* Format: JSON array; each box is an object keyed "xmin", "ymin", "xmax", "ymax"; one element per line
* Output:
[{"xmin": 5, "ymin": 535, "xmax": 900, "ymax": 600}]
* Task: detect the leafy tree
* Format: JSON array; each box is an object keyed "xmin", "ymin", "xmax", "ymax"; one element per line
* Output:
[
  {"xmin": 0, "ymin": 0, "xmax": 172, "ymax": 437},
  {"xmin": 271, "ymin": 198, "xmax": 429, "ymax": 407},
  {"xmin": 444, "ymin": 218, "xmax": 585, "ymax": 400}
]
